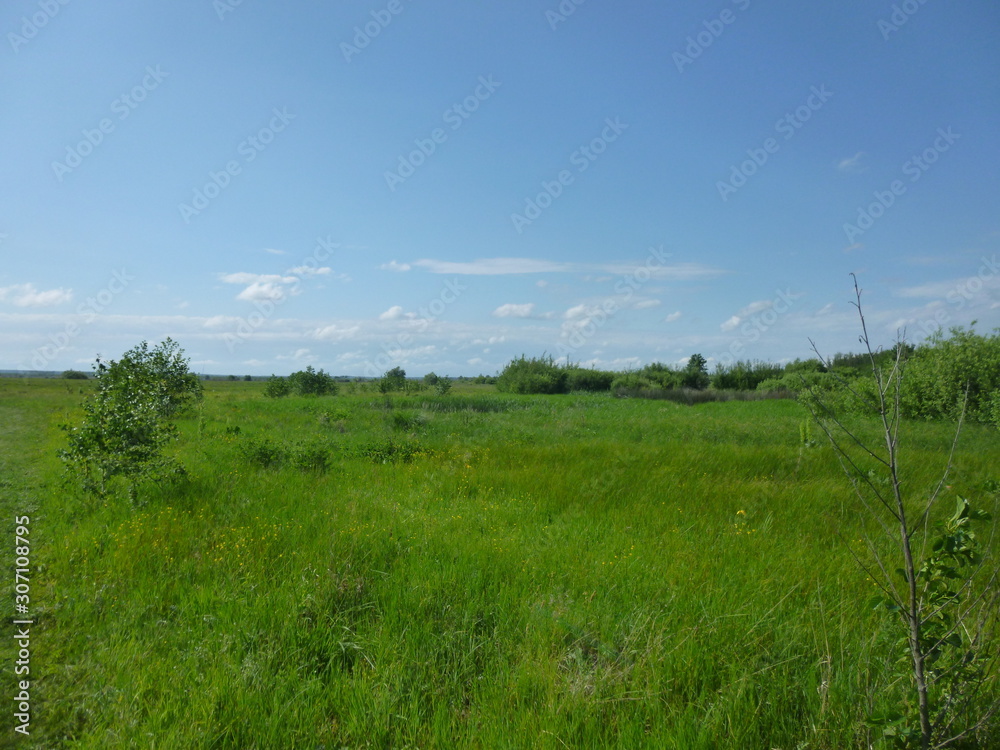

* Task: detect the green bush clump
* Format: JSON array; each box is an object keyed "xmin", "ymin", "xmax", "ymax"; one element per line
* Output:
[
  {"xmin": 496, "ymin": 355, "xmax": 568, "ymax": 394},
  {"xmin": 59, "ymin": 338, "xmax": 202, "ymax": 498},
  {"xmin": 265, "ymin": 366, "xmax": 337, "ymax": 397},
  {"xmin": 354, "ymin": 439, "xmax": 423, "ymax": 464},
  {"xmin": 712, "ymin": 360, "xmax": 784, "ymax": 391},
  {"xmin": 565, "ymin": 367, "xmax": 615, "ymax": 392}
]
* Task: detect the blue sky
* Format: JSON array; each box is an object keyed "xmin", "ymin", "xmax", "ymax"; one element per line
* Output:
[{"xmin": 2, "ymin": 0, "xmax": 998, "ymax": 377}]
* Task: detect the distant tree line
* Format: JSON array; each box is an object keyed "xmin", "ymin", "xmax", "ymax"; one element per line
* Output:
[{"xmin": 486, "ymin": 327, "xmax": 1000, "ymax": 426}]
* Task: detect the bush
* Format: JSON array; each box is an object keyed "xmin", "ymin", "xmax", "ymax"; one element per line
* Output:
[
  {"xmin": 639, "ymin": 362, "xmax": 680, "ymax": 390},
  {"xmin": 59, "ymin": 338, "xmax": 202, "ymax": 498},
  {"xmin": 62, "ymin": 370, "xmax": 89, "ymax": 380},
  {"xmin": 496, "ymin": 355, "xmax": 568, "ymax": 394},
  {"xmin": 565, "ymin": 368, "xmax": 614, "ymax": 392},
  {"xmin": 288, "ymin": 366, "xmax": 337, "ymax": 396},
  {"xmin": 264, "ymin": 375, "xmax": 291, "ymax": 398},
  {"xmin": 265, "ymin": 367, "xmax": 337, "ymax": 397},
  {"xmin": 901, "ymin": 326, "xmax": 1000, "ymax": 423},
  {"xmin": 712, "ymin": 360, "xmax": 784, "ymax": 391}
]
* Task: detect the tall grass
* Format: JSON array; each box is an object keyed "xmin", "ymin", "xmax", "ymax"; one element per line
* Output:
[{"xmin": 2, "ymin": 379, "xmax": 997, "ymax": 748}]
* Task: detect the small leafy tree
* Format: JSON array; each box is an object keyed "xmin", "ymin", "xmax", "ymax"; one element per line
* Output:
[
  {"xmin": 59, "ymin": 338, "xmax": 202, "ymax": 499},
  {"xmin": 680, "ymin": 353, "xmax": 710, "ymax": 390},
  {"xmin": 376, "ymin": 367, "xmax": 406, "ymax": 393},
  {"xmin": 804, "ymin": 278, "xmax": 999, "ymax": 748},
  {"xmin": 288, "ymin": 365, "xmax": 337, "ymax": 396},
  {"xmin": 435, "ymin": 377, "xmax": 452, "ymax": 396}
]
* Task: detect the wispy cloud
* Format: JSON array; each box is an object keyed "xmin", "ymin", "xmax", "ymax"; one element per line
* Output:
[
  {"xmin": 287, "ymin": 265, "xmax": 332, "ymax": 277},
  {"xmin": 263, "ymin": 248, "xmax": 287, "ymax": 255},
  {"xmin": 720, "ymin": 299, "xmax": 774, "ymax": 331},
  {"xmin": 633, "ymin": 299, "xmax": 661, "ymax": 309},
  {"xmin": 837, "ymin": 152, "xmax": 866, "ymax": 173},
  {"xmin": 0, "ymin": 283, "xmax": 73, "ymax": 307},
  {"xmin": 380, "ymin": 260, "xmax": 411, "ymax": 272},
  {"xmin": 379, "ymin": 305, "xmax": 404, "ymax": 320},
  {"xmin": 411, "ymin": 256, "xmax": 728, "ymax": 280},
  {"xmin": 492, "ymin": 303, "xmax": 535, "ymax": 318},
  {"xmin": 414, "ymin": 257, "xmax": 571, "ymax": 275},
  {"xmin": 665, "ymin": 311, "xmax": 682, "ymax": 323}
]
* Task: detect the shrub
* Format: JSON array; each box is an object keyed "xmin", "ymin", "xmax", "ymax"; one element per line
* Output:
[
  {"xmin": 59, "ymin": 339, "xmax": 202, "ymax": 498},
  {"xmin": 610, "ymin": 372, "xmax": 657, "ymax": 395},
  {"xmin": 264, "ymin": 375, "xmax": 291, "ymax": 398},
  {"xmin": 901, "ymin": 326, "xmax": 1000, "ymax": 423},
  {"xmin": 712, "ymin": 360, "xmax": 784, "ymax": 391},
  {"xmin": 288, "ymin": 366, "xmax": 337, "ymax": 396},
  {"xmin": 62, "ymin": 370, "xmax": 89, "ymax": 380},
  {"xmin": 639, "ymin": 362, "xmax": 681, "ymax": 390},
  {"xmin": 239, "ymin": 437, "xmax": 287, "ymax": 469},
  {"xmin": 565, "ymin": 367, "xmax": 614, "ymax": 392},
  {"xmin": 496, "ymin": 355, "xmax": 568, "ymax": 394}
]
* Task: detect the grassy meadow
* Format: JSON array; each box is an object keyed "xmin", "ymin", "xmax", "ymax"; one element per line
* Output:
[{"xmin": 2, "ymin": 377, "xmax": 999, "ymax": 748}]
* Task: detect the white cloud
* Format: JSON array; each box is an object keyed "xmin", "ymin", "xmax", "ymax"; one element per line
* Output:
[
  {"xmin": 565, "ymin": 303, "xmax": 590, "ymax": 319},
  {"xmin": 264, "ymin": 248, "xmax": 287, "ymax": 255},
  {"xmin": 665, "ymin": 311, "xmax": 682, "ymax": 323},
  {"xmin": 220, "ymin": 272, "xmax": 299, "ymax": 302},
  {"xmin": 493, "ymin": 303, "xmax": 535, "ymax": 318},
  {"xmin": 0, "ymin": 283, "xmax": 73, "ymax": 307},
  {"xmin": 287, "ymin": 265, "xmax": 331, "ymax": 277},
  {"xmin": 236, "ymin": 281, "xmax": 291, "ymax": 302},
  {"xmin": 379, "ymin": 305, "xmax": 404, "ymax": 320},
  {"xmin": 720, "ymin": 315, "xmax": 742, "ymax": 332},
  {"xmin": 837, "ymin": 152, "xmax": 866, "ymax": 173},
  {"xmin": 411, "ymin": 257, "xmax": 728, "ymax": 280},
  {"xmin": 415, "ymin": 257, "xmax": 571, "ymax": 275},
  {"xmin": 380, "ymin": 260, "xmax": 411, "ymax": 272},
  {"xmin": 536, "ymin": 280, "xmax": 549, "ymax": 288},
  {"xmin": 634, "ymin": 299, "xmax": 661, "ymax": 309},
  {"xmin": 313, "ymin": 324, "xmax": 360, "ymax": 341}
]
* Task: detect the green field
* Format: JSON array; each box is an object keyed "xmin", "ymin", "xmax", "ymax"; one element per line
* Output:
[{"xmin": 2, "ymin": 378, "xmax": 998, "ymax": 748}]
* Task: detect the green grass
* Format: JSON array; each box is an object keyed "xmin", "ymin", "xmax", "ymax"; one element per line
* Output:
[{"xmin": 2, "ymin": 378, "xmax": 998, "ymax": 748}]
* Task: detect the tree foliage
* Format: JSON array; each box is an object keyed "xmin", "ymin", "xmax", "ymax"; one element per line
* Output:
[{"xmin": 59, "ymin": 338, "xmax": 202, "ymax": 498}]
